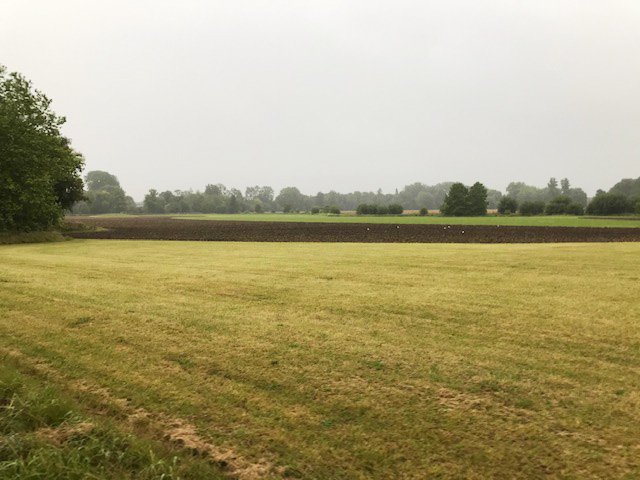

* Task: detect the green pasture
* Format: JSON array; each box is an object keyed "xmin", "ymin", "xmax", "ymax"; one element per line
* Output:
[
  {"xmin": 1, "ymin": 240, "xmax": 639, "ymax": 478},
  {"xmin": 174, "ymin": 213, "xmax": 640, "ymax": 228}
]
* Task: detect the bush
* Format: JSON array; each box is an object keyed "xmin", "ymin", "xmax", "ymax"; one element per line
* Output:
[
  {"xmin": 325, "ymin": 205, "xmax": 340, "ymax": 215},
  {"xmin": 254, "ymin": 203, "xmax": 263, "ymax": 213},
  {"xmin": 310, "ymin": 207, "xmax": 320, "ymax": 214},
  {"xmin": 356, "ymin": 204, "xmax": 402, "ymax": 215},
  {"xmin": 545, "ymin": 196, "xmax": 572, "ymax": 215},
  {"xmin": 497, "ymin": 196, "xmax": 518, "ymax": 215},
  {"xmin": 586, "ymin": 192, "xmax": 634, "ymax": 215},
  {"xmin": 356, "ymin": 204, "xmax": 370, "ymax": 215},
  {"xmin": 419, "ymin": 207, "xmax": 428, "ymax": 216},
  {"xmin": 544, "ymin": 196, "xmax": 584, "ymax": 215},
  {"xmin": 565, "ymin": 203, "xmax": 584, "ymax": 215},
  {"xmin": 519, "ymin": 201, "xmax": 545, "ymax": 216},
  {"xmin": 388, "ymin": 204, "xmax": 404, "ymax": 215}
]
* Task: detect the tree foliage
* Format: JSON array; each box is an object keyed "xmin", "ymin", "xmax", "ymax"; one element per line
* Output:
[
  {"xmin": 586, "ymin": 192, "xmax": 635, "ymax": 215},
  {"xmin": 545, "ymin": 196, "xmax": 584, "ymax": 215},
  {"xmin": 0, "ymin": 65, "xmax": 84, "ymax": 231},
  {"xmin": 519, "ymin": 201, "xmax": 545, "ymax": 216},
  {"xmin": 497, "ymin": 196, "xmax": 518, "ymax": 215},
  {"xmin": 73, "ymin": 170, "xmax": 131, "ymax": 214},
  {"xmin": 441, "ymin": 182, "xmax": 487, "ymax": 216}
]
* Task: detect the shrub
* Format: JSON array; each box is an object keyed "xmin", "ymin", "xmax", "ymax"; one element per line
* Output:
[
  {"xmin": 519, "ymin": 201, "xmax": 545, "ymax": 216},
  {"xmin": 419, "ymin": 207, "xmax": 428, "ymax": 216},
  {"xmin": 545, "ymin": 196, "xmax": 572, "ymax": 215},
  {"xmin": 356, "ymin": 204, "xmax": 378, "ymax": 215},
  {"xmin": 388, "ymin": 204, "xmax": 404, "ymax": 215},
  {"xmin": 254, "ymin": 203, "xmax": 263, "ymax": 213},
  {"xmin": 325, "ymin": 205, "xmax": 340, "ymax": 215},
  {"xmin": 376, "ymin": 205, "xmax": 389, "ymax": 215},
  {"xmin": 586, "ymin": 192, "xmax": 634, "ymax": 215},
  {"xmin": 565, "ymin": 203, "xmax": 584, "ymax": 215},
  {"xmin": 497, "ymin": 196, "xmax": 518, "ymax": 215},
  {"xmin": 310, "ymin": 207, "xmax": 320, "ymax": 214}
]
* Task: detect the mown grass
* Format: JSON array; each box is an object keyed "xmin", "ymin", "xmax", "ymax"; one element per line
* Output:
[
  {"xmin": 173, "ymin": 213, "xmax": 640, "ymax": 228},
  {"xmin": 0, "ymin": 355, "xmax": 225, "ymax": 479},
  {"xmin": 1, "ymin": 240, "xmax": 639, "ymax": 478}
]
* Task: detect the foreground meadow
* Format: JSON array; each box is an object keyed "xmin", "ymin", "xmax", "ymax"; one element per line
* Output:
[{"xmin": 1, "ymin": 240, "xmax": 639, "ymax": 478}]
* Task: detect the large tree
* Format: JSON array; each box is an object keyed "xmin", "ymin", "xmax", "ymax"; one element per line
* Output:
[
  {"xmin": 466, "ymin": 182, "xmax": 489, "ymax": 216},
  {"xmin": 0, "ymin": 65, "xmax": 84, "ymax": 231},
  {"xmin": 441, "ymin": 183, "xmax": 469, "ymax": 216},
  {"xmin": 74, "ymin": 170, "xmax": 128, "ymax": 214}
]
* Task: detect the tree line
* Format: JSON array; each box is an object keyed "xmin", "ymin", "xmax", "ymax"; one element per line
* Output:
[{"xmin": 71, "ymin": 172, "xmax": 640, "ymax": 217}]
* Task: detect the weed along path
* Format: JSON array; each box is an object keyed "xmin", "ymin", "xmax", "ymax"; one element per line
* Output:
[
  {"xmin": 69, "ymin": 215, "xmax": 640, "ymax": 243},
  {"xmin": 1, "ymin": 240, "xmax": 640, "ymax": 478}
]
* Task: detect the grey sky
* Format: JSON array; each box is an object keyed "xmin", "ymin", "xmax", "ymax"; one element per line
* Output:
[{"xmin": 2, "ymin": 1, "xmax": 639, "ymax": 200}]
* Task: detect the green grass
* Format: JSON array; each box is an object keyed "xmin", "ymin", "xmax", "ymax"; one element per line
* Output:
[
  {"xmin": 173, "ymin": 213, "xmax": 640, "ymax": 228},
  {"xmin": 0, "ymin": 355, "xmax": 225, "ymax": 479},
  {"xmin": 1, "ymin": 240, "xmax": 640, "ymax": 478}
]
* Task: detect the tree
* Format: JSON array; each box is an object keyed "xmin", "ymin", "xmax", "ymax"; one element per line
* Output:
[
  {"xmin": 519, "ymin": 201, "xmax": 545, "ymax": 216},
  {"xmin": 0, "ymin": 65, "xmax": 84, "ymax": 231},
  {"xmin": 143, "ymin": 189, "xmax": 165, "ymax": 213},
  {"xmin": 276, "ymin": 187, "xmax": 306, "ymax": 212},
  {"xmin": 547, "ymin": 177, "xmax": 560, "ymax": 198},
  {"xmin": 75, "ymin": 170, "xmax": 128, "ymax": 214},
  {"xmin": 497, "ymin": 196, "xmax": 518, "ymax": 214},
  {"xmin": 441, "ymin": 183, "xmax": 469, "ymax": 216},
  {"xmin": 466, "ymin": 182, "xmax": 488, "ymax": 216},
  {"xmin": 609, "ymin": 177, "xmax": 640, "ymax": 198},
  {"xmin": 506, "ymin": 182, "xmax": 544, "ymax": 204},
  {"xmin": 486, "ymin": 189, "xmax": 503, "ymax": 209},
  {"xmin": 560, "ymin": 178, "xmax": 571, "ymax": 195},
  {"xmin": 586, "ymin": 192, "xmax": 634, "ymax": 215},
  {"xmin": 85, "ymin": 171, "xmax": 121, "ymax": 191}
]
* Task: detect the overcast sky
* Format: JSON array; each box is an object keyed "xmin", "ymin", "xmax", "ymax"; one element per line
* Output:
[{"xmin": 2, "ymin": 1, "xmax": 639, "ymax": 200}]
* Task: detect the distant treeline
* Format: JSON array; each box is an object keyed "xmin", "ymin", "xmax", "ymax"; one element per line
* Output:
[{"xmin": 72, "ymin": 172, "xmax": 640, "ymax": 216}]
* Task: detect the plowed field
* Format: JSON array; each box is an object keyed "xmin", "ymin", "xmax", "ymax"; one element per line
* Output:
[{"xmin": 69, "ymin": 216, "xmax": 640, "ymax": 243}]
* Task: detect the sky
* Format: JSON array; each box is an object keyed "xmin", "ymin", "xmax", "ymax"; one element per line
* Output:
[{"xmin": 2, "ymin": 1, "xmax": 639, "ymax": 201}]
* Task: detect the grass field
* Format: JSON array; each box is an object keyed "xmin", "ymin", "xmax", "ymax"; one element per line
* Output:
[
  {"xmin": 173, "ymin": 213, "xmax": 640, "ymax": 228},
  {"xmin": 1, "ymin": 240, "xmax": 640, "ymax": 478}
]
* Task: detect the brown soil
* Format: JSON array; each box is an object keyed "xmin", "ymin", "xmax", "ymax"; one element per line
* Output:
[{"xmin": 67, "ymin": 216, "xmax": 640, "ymax": 243}]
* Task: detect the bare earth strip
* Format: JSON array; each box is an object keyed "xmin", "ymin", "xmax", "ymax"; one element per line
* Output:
[{"xmin": 69, "ymin": 216, "xmax": 640, "ymax": 243}]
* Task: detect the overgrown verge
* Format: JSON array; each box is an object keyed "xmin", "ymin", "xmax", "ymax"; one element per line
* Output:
[
  {"xmin": 0, "ymin": 220, "xmax": 99, "ymax": 245},
  {"xmin": 0, "ymin": 356, "xmax": 226, "ymax": 480},
  {"xmin": 0, "ymin": 231, "xmax": 67, "ymax": 245}
]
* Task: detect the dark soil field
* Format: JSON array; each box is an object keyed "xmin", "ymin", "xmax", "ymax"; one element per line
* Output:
[{"xmin": 68, "ymin": 216, "xmax": 640, "ymax": 243}]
